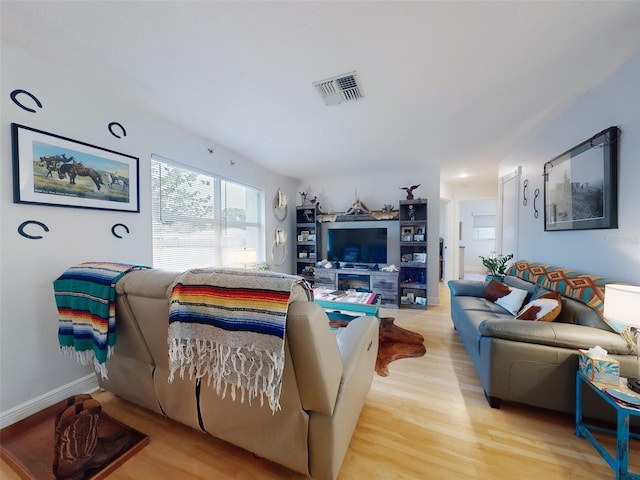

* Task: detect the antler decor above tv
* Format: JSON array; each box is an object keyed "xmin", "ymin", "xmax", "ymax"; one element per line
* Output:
[{"xmin": 317, "ymin": 191, "xmax": 399, "ymax": 223}]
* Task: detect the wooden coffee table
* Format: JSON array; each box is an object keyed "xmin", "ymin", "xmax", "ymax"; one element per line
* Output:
[{"xmin": 313, "ymin": 288, "xmax": 380, "ymax": 319}]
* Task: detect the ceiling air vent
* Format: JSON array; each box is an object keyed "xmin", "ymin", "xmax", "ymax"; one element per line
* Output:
[{"xmin": 313, "ymin": 71, "xmax": 363, "ymax": 106}]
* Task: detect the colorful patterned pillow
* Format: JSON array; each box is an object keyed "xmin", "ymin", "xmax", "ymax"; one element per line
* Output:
[
  {"xmin": 484, "ymin": 280, "xmax": 528, "ymax": 315},
  {"xmin": 516, "ymin": 291, "xmax": 562, "ymax": 322}
]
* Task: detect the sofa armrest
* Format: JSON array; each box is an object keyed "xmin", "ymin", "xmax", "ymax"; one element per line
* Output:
[
  {"xmin": 479, "ymin": 318, "xmax": 634, "ymax": 354},
  {"xmin": 335, "ymin": 316, "xmax": 379, "ymax": 382},
  {"xmin": 448, "ymin": 279, "xmax": 486, "ymax": 298},
  {"xmin": 286, "ymin": 301, "xmax": 344, "ymax": 416}
]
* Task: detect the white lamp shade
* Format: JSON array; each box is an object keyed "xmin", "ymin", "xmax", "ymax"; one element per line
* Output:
[{"xmin": 604, "ymin": 284, "xmax": 640, "ymax": 329}]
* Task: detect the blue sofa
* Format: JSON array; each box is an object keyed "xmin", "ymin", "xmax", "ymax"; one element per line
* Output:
[{"xmin": 448, "ymin": 261, "xmax": 637, "ymax": 421}]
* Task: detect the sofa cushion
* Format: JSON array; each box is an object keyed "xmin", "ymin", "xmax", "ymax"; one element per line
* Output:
[
  {"xmin": 484, "ymin": 280, "xmax": 528, "ymax": 315},
  {"xmin": 516, "ymin": 291, "xmax": 562, "ymax": 322},
  {"xmin": 484, "ymin": 280, "xmax": 510, "ymax": 302},
  {"xmin": 479, "ymin": 318, "xmax": 635, "ymax": 354},
  {"xmin": 503, "ymin": 275, "xmax": 538, "ymax": 295}
]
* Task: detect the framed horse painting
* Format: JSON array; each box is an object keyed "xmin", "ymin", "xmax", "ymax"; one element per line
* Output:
[{"xmin": 11, "ymin": 123, "xmax": 140, "ymax": 212}]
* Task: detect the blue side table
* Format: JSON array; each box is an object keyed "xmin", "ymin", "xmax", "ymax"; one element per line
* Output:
[{"xmin": 575, "ymin": 372, "xmax": 640, "ymax": 480}]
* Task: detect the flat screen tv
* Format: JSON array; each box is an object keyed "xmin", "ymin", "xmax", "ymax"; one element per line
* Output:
[{"xmin": 327, "ymin": 227, "xmax": 387, "ymax": 265}]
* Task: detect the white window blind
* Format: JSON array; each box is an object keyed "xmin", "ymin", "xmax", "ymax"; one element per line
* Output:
[
  {"xmin": 151, "ymin": 155, "xmax": 264, "ymax": 270},
  {"xmin": 472, "ymin": 214, "xmax": 496, "ymax": 240}
]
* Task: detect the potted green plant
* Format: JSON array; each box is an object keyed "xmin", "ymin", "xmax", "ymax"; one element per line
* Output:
[{"xmin": 479, "ymin": 252, "xmax": 514, "ymax": 281}]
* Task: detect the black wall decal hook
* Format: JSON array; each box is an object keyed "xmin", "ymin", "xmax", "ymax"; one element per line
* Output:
[
  {"xmin": 10, "ymin": 89, "xmax": 43, "ymax": 113},
  {"xmin": 533, "ymin": 188, "xmax": 540, "ymax": 218},
  {"xmin": 111, "ymin": 223, "xmax": 130, "ymax": 239},
  {"xmin": 18, "ymin": 220, "xmax": 49, "ymax": 239},
  {"xmin": 523, "ymin": 179, "xmax": 529, "ymax": 206},
  {"xmin": 108, "ymin": 122, "xmax": 127, "ymax": 139}
]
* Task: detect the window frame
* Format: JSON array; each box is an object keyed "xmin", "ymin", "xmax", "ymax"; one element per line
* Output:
[{"xmin": 151, "ymin": 154, "xmax": 265, "ymax": 270}]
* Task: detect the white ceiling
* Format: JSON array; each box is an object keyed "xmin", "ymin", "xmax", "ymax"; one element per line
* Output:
[{"xmin": 3, "ymin": 1, "xmax": 640, "ymax": 185}]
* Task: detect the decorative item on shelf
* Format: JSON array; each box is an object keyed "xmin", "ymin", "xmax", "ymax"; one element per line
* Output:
[
  {"xmin": 413, "ymin": 234, "xmax": 425, "ymax": 242},
  {"xmin": 303, "ymin": 209, "xmax": 314, "ymax": 221},
  {"xmin": 318, "ymin": 213, "xmax": 338, "ymax": 223},
  {"xmin": 400, "ymin": 184, "xmax": 420, "ymax": 200},
  {"xmin": 603, "ymin": 284, "xmax": 640, "ymax": 394},
  {"xmin": 479, "ymin": 252, "xmax": 514, "ymax": 281},
  {"xmin": 413, "ymin": 253, "xmax": 426, "ymax": 263},
  {"xmin": 371, "ymin": 209, "xmax": 399, "ymax": 220},
  {"xmin": 408, "ymin": 204, "xmax": 416, "ymax": 221},
  {"xmin": 382, "ymin": 204, "xmax": 394, "ymax": 212},
  {"xmin": 299, "ymin": 191, "xmax": 309, "ymax": 206},
  {"xmin": 344, "ymin": 195, "xmax": 371, "ymax": 215},
  {"xmin": 381, "ymin": 264, "xmax": 399, "ymax": 272}
]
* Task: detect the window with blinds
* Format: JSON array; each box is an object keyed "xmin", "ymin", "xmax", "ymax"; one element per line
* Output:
[
  {"xmin": 151, "ymin": 155, "xmax": 265, "ymax": 270},
  {"xmin": 472, "ymin": 214, "xmax": 496, "ymax": 240}
]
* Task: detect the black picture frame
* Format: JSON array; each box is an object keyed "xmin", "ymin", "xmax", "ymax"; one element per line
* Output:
[
  {"xmin": 543, "ymin": 126, "xmax": 619, "ymax": 231},
  {"xmin": 12, "ymin": 123, "xmax": 140, "ymax": 213}
]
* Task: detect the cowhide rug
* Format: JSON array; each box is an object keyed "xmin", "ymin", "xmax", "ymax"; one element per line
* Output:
[{"xmin": 329, "ymin": 317, "xmax": 426, "ymax": 376}]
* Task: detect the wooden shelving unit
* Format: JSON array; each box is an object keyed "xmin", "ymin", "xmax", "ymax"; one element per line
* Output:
[
  {"xmin": 398, "ymin": 199, "xmax": 428, "ymax": 309},
  {"xmin": 295, "ymin": 205, "xmax": 321, "ymax": 277}
]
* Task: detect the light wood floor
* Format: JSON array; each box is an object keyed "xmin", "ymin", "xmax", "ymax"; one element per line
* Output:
[{"xmin": 2, "ymin": 283, "xmax": 638, "ymax": 479}]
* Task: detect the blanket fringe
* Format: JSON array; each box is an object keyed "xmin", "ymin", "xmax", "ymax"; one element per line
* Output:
[
  {"xmin": 60, "ymin": 345, "xmax": 112, "ymax": 380},
  {"xmin": 168, "ymin": 338, "xmax": 283, "ymax": 413}
]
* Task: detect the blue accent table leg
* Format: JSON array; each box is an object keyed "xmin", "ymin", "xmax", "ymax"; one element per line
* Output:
[{"xmin": 575, "ymin": 372, "xmax": 640, "ymax": 480}]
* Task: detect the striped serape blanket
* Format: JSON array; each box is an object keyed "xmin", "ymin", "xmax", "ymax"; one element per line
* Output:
[
  {"xmin": 54, "ymin": 262, "xmax": 148, "ymax": 379},
  {"xmin": 168, "ymin": 268, "xmax": 311, "ymax": 413}
]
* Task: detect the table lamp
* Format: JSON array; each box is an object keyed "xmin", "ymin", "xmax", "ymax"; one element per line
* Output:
[{"xmin": 604, "ymin": 284, "xmax": 640, "ymax": 393}]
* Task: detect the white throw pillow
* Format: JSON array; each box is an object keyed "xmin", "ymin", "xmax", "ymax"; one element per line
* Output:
[{"xmin": 495, "ymin": 286, "xmax": 529, "ymax": 315}]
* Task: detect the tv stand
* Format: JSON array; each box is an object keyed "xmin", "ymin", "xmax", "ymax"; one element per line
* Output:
[{"xmin": 313, "ymin": 268, "xmax": 398, "ymax": 308}]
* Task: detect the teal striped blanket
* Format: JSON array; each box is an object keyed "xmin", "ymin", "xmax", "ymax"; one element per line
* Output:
[
  {"xmin": 54, "ymin": 262, "xmax": 148, "ymax": 378},
  {"xmin": 168, "ymin": 268, "xmax": 311, "ymax": 413}
]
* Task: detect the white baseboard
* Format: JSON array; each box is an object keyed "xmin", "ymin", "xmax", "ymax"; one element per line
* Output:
[{"xmin": 0, "ymin": 374, "xmax": 100, "ymax": 429}]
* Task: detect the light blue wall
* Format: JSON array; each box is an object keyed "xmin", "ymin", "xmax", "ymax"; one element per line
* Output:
[{"xmin": 499, "ymin": 52, "xmax": 640, "ymax": 284}]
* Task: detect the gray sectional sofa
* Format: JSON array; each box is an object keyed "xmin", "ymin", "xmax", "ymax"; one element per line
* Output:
[{"xmin": 448, "ymin": 260, "xmax": 637, "ymax": 421}]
